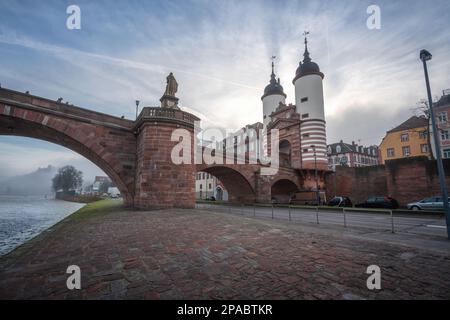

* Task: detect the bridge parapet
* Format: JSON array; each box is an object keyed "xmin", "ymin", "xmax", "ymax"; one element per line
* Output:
[
  {"xmin": 135, "ymin": 107, "xmax": 199, "ymax": 130},
  {"xmin": 0, "ymin": 88, "xmax": 134, "ymax": 129}
]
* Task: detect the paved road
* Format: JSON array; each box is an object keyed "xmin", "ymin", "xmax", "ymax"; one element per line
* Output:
[
  {"xmin": 196, "ymin": 204, "xmax": 448, "ymax": 238},
  {"xmin": 1, "ymin": 205, "xmax": 449, "ymax": 299}
]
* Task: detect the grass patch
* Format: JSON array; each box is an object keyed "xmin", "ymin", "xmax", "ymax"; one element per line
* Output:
[{"xmin": 68, "ymin": 199, "xmax": 125, "ymax": 221}]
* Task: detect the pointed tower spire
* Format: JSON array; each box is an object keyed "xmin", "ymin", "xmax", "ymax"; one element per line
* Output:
[
  {"xmin": 270, "ymin": 56, "xmax": 276, "ymax": 83},
  {"xmin": 262, "ymin": 55, "xmax": 286, "ymax": 128},
  {"xmin": 303, "ymin": 31, "xmax": 311, "ymax": 63}
]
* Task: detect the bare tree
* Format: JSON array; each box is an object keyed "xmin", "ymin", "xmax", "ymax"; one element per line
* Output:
[
  {"xmin": 52, "ymin": 166, "xmax": 83, "ymax": 194},
  {"xmin": 411, "ymin": 98, "xmax": 439, "ymax": 160}
]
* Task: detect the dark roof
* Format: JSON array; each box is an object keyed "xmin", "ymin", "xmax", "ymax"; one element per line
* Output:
[
  {"xmin": 387, "ymin": 116, "xmax": 428, "ymax": 133},
  {"xmin": 434, "ymin": 92, "xmax": 450, "ymax": 108},
  {"xmin": 293, "ymin": 38, "xmax": 324, "ymax": 83},
  {"xmin": 262, "ymin": 63, "xmax": 286, "ymax": 99},
  {"xmin": 327, "ymin": 141, "xmax": 378, "ymax": 156}
]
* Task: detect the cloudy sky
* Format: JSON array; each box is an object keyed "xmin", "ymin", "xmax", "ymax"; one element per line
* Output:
[{"xmin": 1, "ymin": 0, "xmax": 450, "ymax": 180}]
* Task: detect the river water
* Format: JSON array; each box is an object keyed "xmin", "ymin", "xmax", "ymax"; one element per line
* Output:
[{"xmin": 0, "ymin": 195, "xmax": 85, "ymax": 256}]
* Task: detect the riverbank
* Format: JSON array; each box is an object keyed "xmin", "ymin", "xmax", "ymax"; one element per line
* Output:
[
  {"xmin": 55, "ymin": 194, "xmax": 103, "ymax": 204},
  {"xmin": 0, "ymin": 195, "xmax": 87, "ymax": 256},
  {"xmin": 1, "ymin": 198, "xmax": 449, "ymax": 299}
]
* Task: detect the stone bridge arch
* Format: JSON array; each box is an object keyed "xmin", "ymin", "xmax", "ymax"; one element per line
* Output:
[
  {"xmin": 196, "ymin": 164, "xmax": 257, "ymax": 203},
  {"xmin": 270, "ymin": 178, "xmax": 301, "ymax": 203},
  {"xmin": 0, "ymin": 96, "xmax": 136, "ymax": 206}
]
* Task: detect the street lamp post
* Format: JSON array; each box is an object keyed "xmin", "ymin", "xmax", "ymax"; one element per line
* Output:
[
  {"xmin": 420, "ymin": 49, "xmax": 450, "ymax": 239},
  {"xmin": 135, "ymin": 100, "xmax": 140, "ymax": 120},
  {"xmin": 311, "ymin": 145, "xmax": 320, "ymax": 206}
]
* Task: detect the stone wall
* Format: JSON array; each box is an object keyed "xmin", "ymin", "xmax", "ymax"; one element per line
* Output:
[
  {"xmin": 325, "ymin": 156, "xmax": 450, "ymax": 207},
  {"xmin": 325, "ymin": 165, "xmax": 387, "ymax": 205},
  {"xmin": 385, "ymin": 156, "xmax": 450, "ymax": 206}
]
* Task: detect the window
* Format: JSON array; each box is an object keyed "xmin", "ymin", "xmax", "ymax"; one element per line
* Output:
[
  {"xmin": 209, "ymin": 183, "xmax": 212, "ymax": 189},
  {"xmin": 200, "ymin": 184, "xmax": 203, "ymax": 190},
  {"xmin": 441, "ymin": 130, "xmax": 450, "ymax": 141},
  {"xmin": 444, "ymin": 149, "xmax": 450, "ymax": 159},
  {"xmin": 302, "ymin": 133, "xmax": 310, "ymax": 138},
  {"xmin": 303, "ymin": 148, "xmax": 309, "ymax": 153},
  {"xmin": 302, "ymin": 113, "xmax": 309, "ymax": 119},
  {"xmin": 387, "ymin": 148, "xmax": 395, "ymax": 158},
  {"xmin": 336, "ymin": 145, "xmax": 341, "ymax": 153},
  {"xmin": 264, "ymin": 115, "xmax": 267, "ymax": 119},
  {"xmin": 419, "ymin": 131, "xmax": 428, "ymax": 139},
  {"xmin": 301, "ymin": 97, "xmax": 308, "ymax": 103},
  {"xmin": 402, "ymin": 146, "xmax": 411, "ymax": 157},
  {"xmin": 400, "ymin": 133, "xmax": 409, "ymax": 142},
  {"xmin": 438, "ymin": 112, "xmax": 448, "ymax": 123},
  {"xmin": 421, "ymin": 144, "xmax": 429, "ymax": 153},
  {"xmin": 202, "ymin": 172, "xmax": 205, "ymax": 179}
]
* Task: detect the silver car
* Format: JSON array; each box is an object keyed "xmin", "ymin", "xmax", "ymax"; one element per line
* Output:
[{"xmin": 407, "ymin": 197, "xmax": 450, "ymax": 211}]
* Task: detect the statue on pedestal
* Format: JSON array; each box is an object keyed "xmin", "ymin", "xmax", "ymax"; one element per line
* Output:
[{"xmin": 160, "ymin": 72, "xmax": 180, "ymax": 109}]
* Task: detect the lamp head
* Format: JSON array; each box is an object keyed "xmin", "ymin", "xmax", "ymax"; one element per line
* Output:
[
  {"xmin": 420, "ymin": 49, "xmax": 432, "ymax": 62},
  {"xmin": 135, "ymin": 100, "xmax": 140, "ymax": 107}
]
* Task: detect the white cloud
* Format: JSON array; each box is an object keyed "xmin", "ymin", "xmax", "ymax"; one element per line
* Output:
[{"xmin": 0, "ymin": 0, "xmax": 450, "ymax": 169}]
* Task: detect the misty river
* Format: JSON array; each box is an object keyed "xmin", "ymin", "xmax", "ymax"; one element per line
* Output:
[{"xmin": 0, "ymin": 195, "xmax": 85, "ymax": 256}]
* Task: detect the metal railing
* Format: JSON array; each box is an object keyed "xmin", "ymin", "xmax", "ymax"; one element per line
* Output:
[{"xmin": 195, "ymin": 202, "xmax": 447, "ymax": 237}]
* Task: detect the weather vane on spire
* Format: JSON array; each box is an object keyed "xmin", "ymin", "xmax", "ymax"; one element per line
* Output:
[
  {"xmin": 271, "ymin": 55, "xmax": 276, "ymax": 74},
  {"xmin": 303, "ymin": 30, "xmax": 310, "ymax": 44}
]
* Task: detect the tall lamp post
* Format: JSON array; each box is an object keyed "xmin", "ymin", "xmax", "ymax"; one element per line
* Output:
[
  {"xmin": 311, "ymin": 145, "xmax": 320, "ymax": 206},
  {"xmin": 420, "ymin": 49, "xmax": 450, "ymax": 239},
  {"xmin": 135, "ymin": 100, "xmax": 140, "ymax": 120}
]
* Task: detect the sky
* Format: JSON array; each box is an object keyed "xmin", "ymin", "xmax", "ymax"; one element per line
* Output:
[{"xmin": 0, "ymin": 0, "xmax": 450, "ymax": 180}]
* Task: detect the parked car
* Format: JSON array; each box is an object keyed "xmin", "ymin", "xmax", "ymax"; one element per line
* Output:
[
  {"xmin": 355, "ymin": 196, "xmax": 399, "ymax": 209},
  {"xmin": 327, "ymin": 196, "xmax": 353, "ymax": 207},
  {"xmin": 407, "ymin": 196, "xmax": 450, "ymax": 211},
  {"xmin": 289, "ymin": 191, "xmax": 327, "ymax": 206}
]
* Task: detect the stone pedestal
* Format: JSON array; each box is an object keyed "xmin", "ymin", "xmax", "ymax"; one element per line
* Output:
[
  {"xmin": 160, "ymin": 95, "xmax": 179, "ymax": 109},
  {"xmin": 134, "ymin": 107, "xmax": 199, "ymax": 209}
]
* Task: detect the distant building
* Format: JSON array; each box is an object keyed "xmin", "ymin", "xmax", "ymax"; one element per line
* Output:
[
  {"xmin": 195, "ymin": 172, "xmax": 228, "ymax": 201},
  {"xmin": 430, "ymin": 89, "xmax": 450, "ymax": 159},
  {"xmin": 107, "ymin": 187, "xmax": 121, "ymax": 197},
  {"xmin": 379, "ymin": 116, "xmax": 431, "ymax": 164},
  {"xmin": 92, "ymin": 176, "xmax": 111, "ymax": 193},
  {"xmin": 327, "ymin": 141, "xmax": 379, "ymax": 171}
]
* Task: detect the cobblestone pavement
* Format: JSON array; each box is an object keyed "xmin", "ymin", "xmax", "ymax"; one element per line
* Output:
[{"xmin": 1, "ymin": 207, "xmax": 449, "ymax": 300}]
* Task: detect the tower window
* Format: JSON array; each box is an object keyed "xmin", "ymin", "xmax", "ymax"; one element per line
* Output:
[
  {"xmin": 301, "ymin": 97, "xmax": 308, "ymax": 103},
  {"xmin": 264, "ymin": 115, "xmax": 267, "ymax": 119},
  {"xmin": 302, "ymin": 133, "xmax": 310, "ymax": 138},
  {"xmin": 302, "ymin": 113, "xmax": 309, "ymax": 119},
  {"xmin": 303, "ymin": 148, "xmax": 309, "ymax": 153}
]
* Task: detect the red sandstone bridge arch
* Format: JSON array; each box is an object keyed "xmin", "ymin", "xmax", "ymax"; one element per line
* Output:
[
  {"xmin": 196, "ymin": 164, "xmax": 257, "ymax": 203},
  {"xmin": 0, "ymin": 89, "xmax": 137, "ymax": 206},
  {"xmin": 271, "ymin": 178, "xmax": 301, "ymax": 203},
  {"xmin": 1, "ymin": 87, "xmax": 327, "ymax": 209}
]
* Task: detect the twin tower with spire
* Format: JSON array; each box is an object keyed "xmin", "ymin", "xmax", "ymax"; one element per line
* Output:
[{"xmin": 261, "ymin": 34, "xmax": 327, "ymax": 168}]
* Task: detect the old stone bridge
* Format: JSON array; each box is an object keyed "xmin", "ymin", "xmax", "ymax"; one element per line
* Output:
[{"xmin": 0, "ymin": 87, "xmax": 326, "ymax": 209}]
